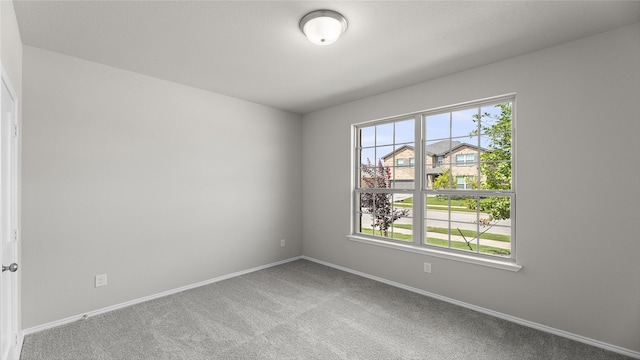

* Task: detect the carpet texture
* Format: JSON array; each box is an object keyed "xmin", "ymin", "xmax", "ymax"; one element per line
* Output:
[{"xmin": 20, "ymin": 259, "xmax": 632, "ymax": 359}]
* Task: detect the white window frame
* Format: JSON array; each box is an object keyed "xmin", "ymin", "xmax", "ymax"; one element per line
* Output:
[{"xmin": 349, "ymin": 94, "xmax": 520, "ymax": 272}]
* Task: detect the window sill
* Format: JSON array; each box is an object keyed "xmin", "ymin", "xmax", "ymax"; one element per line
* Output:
[{"xmin": 346, "ymin": 234, "xmax": 522, "ymax": 272}]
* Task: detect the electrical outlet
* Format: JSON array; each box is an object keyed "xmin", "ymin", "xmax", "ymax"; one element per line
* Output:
[
  {"xmin": 423, "ymin": 262, "xmax": 432, "ymax": 274},
  {"xmin": 280, "ymin": 239, "xmax": 286, "ymax": 247},
  {"xmin": 95, "ymin": 274, "xmax": 108, "ymax": 287}
]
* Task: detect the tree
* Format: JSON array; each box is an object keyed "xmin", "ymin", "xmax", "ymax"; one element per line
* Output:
[
  {"xmin": 432, "ymin": 168, "xmax": 452, "ymax": 189},
  {"xmin": 360, "ymin": 159, "xmax": 410, "ymax": 237},
  {"xmin": 433, "ymin": 169, "xmax": 478, "ymax": 191},
  {"xmin": 473, "ymin": 103, "xmax": 512, "ymax": 222}
]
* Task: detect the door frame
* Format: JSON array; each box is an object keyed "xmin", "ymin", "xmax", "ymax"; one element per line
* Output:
[{"xmin": 1, "ymin": 64, "xmax": 21, "ymax": 360}]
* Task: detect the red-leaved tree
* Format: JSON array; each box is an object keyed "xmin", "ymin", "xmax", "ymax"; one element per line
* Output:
[{"xmin": 360, "ymin": 159, "xmax": 410, "ymax": 237}]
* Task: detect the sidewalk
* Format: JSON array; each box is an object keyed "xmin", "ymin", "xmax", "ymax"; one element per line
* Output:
[{"xmin": 369, "ymin": 226, "xmax": 511, "ymax": 250}]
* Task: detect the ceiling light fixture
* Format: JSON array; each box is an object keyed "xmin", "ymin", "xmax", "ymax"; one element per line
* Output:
[{"xmin": 299, "ymin": 10, "xmax": 348, "ymax": 46}]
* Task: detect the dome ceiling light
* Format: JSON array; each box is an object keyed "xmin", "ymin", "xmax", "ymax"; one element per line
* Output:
[{"xmin": 299, "ymin": 10, "xmax": 348, "ymax": 46}]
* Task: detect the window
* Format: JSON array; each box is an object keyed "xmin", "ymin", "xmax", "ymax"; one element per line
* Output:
[
  {"xmin": 397, "ymin": 158, "xmax": 415, "ymax": 167},
  {"xmin": 353, "ymin": 95, "xmax": 516, "ymax": 268},
  {"xmin": 456, "ymin": 153, "xmax": 475, "ymax": 165},
  {"xmin": 456, "ymin": 176, "xmax": 474, "ymax": 189},
  {"xmin": 355, "ymin": 118, "xmax": 415, "ymax": 240}
]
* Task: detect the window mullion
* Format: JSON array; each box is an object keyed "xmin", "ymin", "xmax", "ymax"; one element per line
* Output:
[
  {"xmin": 476, "ymin": 106, "xmax": 482, "ymax": 253},
  {"xmin": 414, "ymin": 114, "xmax": 423, "ymax": 246}
]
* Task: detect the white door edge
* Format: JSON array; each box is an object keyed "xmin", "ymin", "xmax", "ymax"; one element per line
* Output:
[{"xmin": 0, "ymin": 64, "xmax": 21, "ymax": 360}]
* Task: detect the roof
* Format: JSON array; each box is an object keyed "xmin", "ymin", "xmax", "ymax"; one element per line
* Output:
[
  {"xmin": 425, "ymin": 140, "xmax": 461, "ymax": 156},
  {"xmin": 382, "ymin": 144, "xmax": 414, "ymax": 160},
  {"xmin": 381, "ymin": 140, "xmax": 484, "ymax": 159}
]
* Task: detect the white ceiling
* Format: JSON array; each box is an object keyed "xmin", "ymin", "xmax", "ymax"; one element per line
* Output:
[{"xmin": 13, "ymin": 1, "xmax": 640, "ymax": 114}]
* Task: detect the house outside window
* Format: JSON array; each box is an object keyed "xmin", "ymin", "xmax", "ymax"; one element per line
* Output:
[{"xmin": 353, "ymin": 95, "xmax": 516, "ymax": 266}]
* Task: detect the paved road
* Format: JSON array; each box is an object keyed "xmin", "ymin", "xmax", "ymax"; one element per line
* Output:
[
  {"xmin": 388, "ymin": 208, "xmax": 510, "ymax": 235},
  {"xmin": 361, "ymin": 207, "xmax": 511, "ymax": 250},
  {"xmin": 397, "ymin": 227, "xmax": 510, "ymax": 250}
]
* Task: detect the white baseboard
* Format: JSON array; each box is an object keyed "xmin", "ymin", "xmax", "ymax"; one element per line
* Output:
[
  {"xmin": 300, "ymin": 256, "xmax": 640, "ymax": 359},
  {"xmin": 22, "ymin": 256, "xmax": 302, "ymax": 336},
  {"xmin": 14, "ymin": 332, "xmax": 24, "ymax": 360}
]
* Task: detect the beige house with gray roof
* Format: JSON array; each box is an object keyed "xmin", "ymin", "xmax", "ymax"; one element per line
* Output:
[{"xmin": 382, "ymin": 140, "xmax": 485, "ymax": 189}]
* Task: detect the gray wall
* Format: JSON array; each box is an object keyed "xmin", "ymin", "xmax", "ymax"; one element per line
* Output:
[
  {"xmin": 22, "ymin": 46, "xmax": 302, "ymax": 328},
  {"xmin": 1, "ymin": 0, "xmax": 24, "ymax": 334},
  {"xmin": 302, "ymin": 23, "xmax": 640, "ymax": 352},
  {"xmin": 2, "ymin": 1, "xmax": 23, "ymax": 88}
]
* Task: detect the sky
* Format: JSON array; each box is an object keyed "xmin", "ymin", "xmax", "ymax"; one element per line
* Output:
[{"xmin": 359, "ymin": 103, "xmax": 508, "ymax": 164}]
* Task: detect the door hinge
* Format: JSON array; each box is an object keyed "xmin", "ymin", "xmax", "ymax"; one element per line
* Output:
[
  {"xmin": 13, "ymin": 124, "xmax": 18, "ymax": 138},
  {"xmin": 13, "ymin": 229, "xmax": 18, "ymax": 242}
]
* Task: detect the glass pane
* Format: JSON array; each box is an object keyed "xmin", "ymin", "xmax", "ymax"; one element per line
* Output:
[
  {"xmin": 480, "ymin": 161, "xmax": 511, "ymax": 190},
  {"xmin": 394, "ymin": 143, "xmax": 415, "ymax": 165},
  {"xmin": 391, "ymin": 168, "xmax": 415, "ymax": 189},
  {"xmin": 376, "ymin": 123, "xmax": 394, "ymax": 146},
  {"xmin": 360, "ymin": 166, "xmax": 389, "ymax": 188},
  {"xmin": 372, "ymin": 193, "xmax": 392, "ymax": 216},
  {"xmin": 393, "ymin": 194, "xmax": 413, "ymax": 208},
  {"xmin": 426, "ymin": 139, "xmax": 452, "ymax": 157},
  {"xmin": 427, "ymin": 163, "xmax": 452, "ymax": 189},
  {"xmin": 360, "ymin": 147, "xmax": 375, "ymax": 167},
  {"xmin": 359, "ymin": 193, "xmax": 373, "ymax": 214},
  {"xmin": 360, "ymin": 126, "xmax": 375, "ymax": 147},
  {"xmin": 480, "ymin": 104, "xmax": 503, "ymax": 123},
  {"xmin": 425, "ymin": 113, "xmax": 449, "ymax": 140},
  {"xmin": 479, "ymin": 103, "xmax": 512, "ymax": 136},
  {"xmin": 395, "ymin": 119, "xmax": 415, "ymax": 144},
  {"xmin": 388, "ymin": 166, "xmax": 398, "ymax": 186},
  {"xmin": 478, "ymin": 103, "xmax": 512, "ymax": 190},
  {"xmin": 480, "ymin": 133, "xmax": 512, "ymax": 161},
  {"xmin": 456, "ymin": 136, "xmax": 479, "ymax": 150},
  {"xmin": 356, "ymin": 193, "xmax": 372, "ymax": 235},
  {"xmin": 451, "ymin": 108, "xmax": 479, "ymax": 138},
  {"xmin": 375, "ymin": 145, "xmax": 394, "ymax": 166},
  {"xmin": 480, "ymin": 134, "xmax": 491, "ymax": 150},
  {"xmin": 391, "ymin": 143, "xmax": 415, "ymax": 189},
  {"xmin": 478, "ymin": 196, "xmax": 511, "ymax": 257},
  {"xmin": 425, "ymin": 195, "xmax": 449, "ymax": 247},
  {"xmin": 391, "ymin": 194, "xmax": 412, "ymax": 242},
  {"xmin": 451, "ymin": 139, "xmax": 478, "ymax": 165},
  {"xmin": 389, "ymin": 223, "xmax": 412, "ymax": 242},
  {"xmin": 361, "ymin": 193, "xmax": 409, "ymax": 240},
  {"xmin": 451, "ymin": 199, "xmax": 478, "ymax": 253}
]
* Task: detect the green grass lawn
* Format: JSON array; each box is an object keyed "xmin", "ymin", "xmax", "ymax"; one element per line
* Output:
[
  {"xmin": 394, "ymin": 197, "xmax": 476, "ymax": 212},
  {"xmin": 426, "ymin": 197, "xmax": 467, "ymax": 207},
  {"xmin": 427, "ymin": 226, "xmax": 510, "ymax": 242},
  {"xmin": 358, "ymin": 228, "xmax": 510, "ymax": 255},
  {"xmin": 391, "ymin": 223, "xmax": 510, "ymax": 242},
  {"xmin": 398, "ymin": 196, "xmax": 467, "ymax": 206}
]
